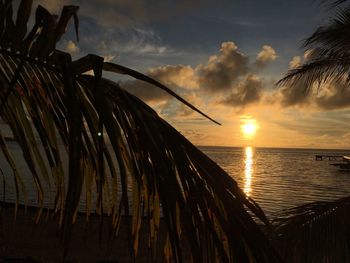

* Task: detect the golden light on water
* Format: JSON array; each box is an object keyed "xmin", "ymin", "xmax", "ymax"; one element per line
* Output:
[{"xmin": 244, "ymin": 146, "xmax": 253, "ymax": 196}]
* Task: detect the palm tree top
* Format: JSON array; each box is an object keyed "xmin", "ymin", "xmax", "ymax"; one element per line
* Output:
[{"xmin": 277, "ymin": 5, "xmax": 350, "ymax": 90}]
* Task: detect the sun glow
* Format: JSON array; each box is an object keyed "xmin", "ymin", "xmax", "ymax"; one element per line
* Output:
[{"xmin": 241, "ymin": 119, "xmax": 258, "ymax": 139}]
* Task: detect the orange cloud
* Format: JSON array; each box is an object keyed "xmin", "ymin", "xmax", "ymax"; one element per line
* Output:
[{"xmin": 255, "ymin": 45, "xmax": 277, "ymax": 68}]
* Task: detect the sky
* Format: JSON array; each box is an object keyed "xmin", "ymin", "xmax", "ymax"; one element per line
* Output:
[{"xmin": 34, "ymin": 0, "xmax": 350, "ymax": 149}]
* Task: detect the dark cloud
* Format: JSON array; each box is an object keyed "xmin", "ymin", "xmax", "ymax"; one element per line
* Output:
[
  {"xmin": 148, "ymin": 65, "xmax": 197, "ymax": 90},
  {"xmin": 274, "ymin": 54, "xmax": 313, "ymax": 107},
  {"xmin": 35, "ymin": 0, "xmax": 173, "ymax": 62},
  {"xmin": 144, "ymin": 41, "xmax": 253, "ymax": 95},
  {"xmin": 278, "ymin": 82, "xmax": 310, "ymax": 107},
  {"xmin": 120, "ymin": 41, "xmax": 276, "ymax": 108},
  {"xmin": 121, "ymin": 65, "xmax": 196, "ymax": 102},
  {"xmin": 315, "ymin": 82, "xmax": 350, "ymax": 110},
  {"xmin": 220, "ymin": 74, "xmax": 263, "ymax": 107},
  {"xmin": 121, "ymin": 80, "xmax": 171, "ymax": 103},
  {"xmin": 75, "ymin": 21, "xmax": 169, "ymax": 58},
  {"xmin": 197, "ymin": 42, "xmax": 249, "ymax": 93},
  {"xmin": 277, "ymin": 70, "xmax": 350, "ymax": 110},
  {"xmin": 35, "ymin": 0, "xmax": 224, "ymax": 27},
  {"xmin": 269, "ymin": 80, "xmax": 350, "ymax": 112}
]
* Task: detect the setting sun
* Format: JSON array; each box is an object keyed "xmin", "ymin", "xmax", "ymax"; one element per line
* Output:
[
  {"xmin": 241, "ymin": 120, "xmax": 258, "ymax": 139},
  {"xmin": 242, "ymin": 123, "xmax": 256, "ymax": 136}
]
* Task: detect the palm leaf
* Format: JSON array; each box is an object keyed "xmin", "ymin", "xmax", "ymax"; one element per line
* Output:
[
  {"xmin": 273, "ymin": 196, "xmax": 350, "ymax": 262},
  {"xmin": 277, "ymin": 8, "xmax": 350, "ymax": 92},
  {"xmin": 277, "ymin": 54, "xmax": 350, "ymax": 90},
  {"xmin": 320, "ymin": 0, "xmax": 348, "ymax": 8},
  {"xmin": 304, "ymin": 7, "xmax": 350, "ymax": 55},
  {"xmin": 0, "ymin": 2, "xmax": 281, "ymax": 262}
]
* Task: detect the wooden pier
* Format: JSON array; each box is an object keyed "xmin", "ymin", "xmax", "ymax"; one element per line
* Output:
[{"xmin": 315, "ymin": 155, "xmax": 343, "ymax": 161}]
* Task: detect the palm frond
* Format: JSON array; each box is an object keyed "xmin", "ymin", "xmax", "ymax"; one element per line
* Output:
[
  {"xmin": 0, "ymin": 2, "xmax": 281, "ymax": 262},
  {"xmin": 277, "ymin": 54, "xmax": 350, "ymax": 89},
  {"xmin": 320, "ymin": 0, "xmax": 348, "ymax": 8},
  {"xmin": 277, "ymin": 8, "xmax": 350, "ymax": 91},
  {"xmin": 273, "ymin": 196, "xmax": 350, "ymax": 262},
  {"xmin": 304, "ymin": 7, "xmax": 350, "ymax": 55}
]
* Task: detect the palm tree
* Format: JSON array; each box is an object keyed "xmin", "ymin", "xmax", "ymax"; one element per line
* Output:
[
  {"xmin": 276, "ymin": 1, "xmax": 350, "ymax": 262},
  {"xmin": 0, "ymin": 2, "xmax": 281, "ymax": 262}
]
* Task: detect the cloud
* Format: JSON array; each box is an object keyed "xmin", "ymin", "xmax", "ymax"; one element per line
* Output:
[
  {"xmin": 286, "ymin": 50, "xmax": 314, "ymax": 71},
  {"xmin": 122, "ymin": 65, "xmax": 196, "ymax": 103},
  {"xmin": 196, "ymin": 42, "xmax": 249, "ymax": 92},
  {"xmin": 75, "ymin": 24, "xmax": 172, "ymax": 60},
  {"xmin": 278, "ymin": 82, "xmax": 311, "ymax": 107},
  {"xmin": 275, "ymin": 112, "xmax": 350, "ymax": 138},
  {"xmin": 103, "ymin": 55, "xmax": 116, "ymax": 62},
  {"xmin": 34, "ymin": 0, "xmax": 224, "ymax": 28},
  {"xmin": 122, "ymin": 79, "xmax": 171, "ymax": 103},
  {"xmin": 122, "ymin": 41, "xmax": 276, "ymax": 110},
  {"xmin": 34, "ymin": 0, "xmax": 71, "ymax": 13},
  {"xmin": 255, "ymin": 45, "xmax": 277, "ymax": 68},
  {"xmin": 277, "ymin": 53, "xmax": 350, "ymax": 110},
  {"xmin": 148, "ymin": 65, "xmax": 198, "ymax": 90},
  {"xmin": 33, "ymin": 0, "xmax": 174, "ymax": 60},
  {"xmin": 303, "ymin": 49, "xmax": 314, "ymax": 60},
  {"xmin": 122, "ymin": 41, "xmax": 250, "ymax": 101},
  {"xmin": 64, "ymin": 40, "xmax": 80, "ymax": 54},
  {"xmin": 220, "ymin": 74, "xmax": 263, "ymax": 107},
  {"xmin": 276, "ymin": 53, "xmax": 324, "ymax": 108},
  {"xmin": 175, "ymin": 93, "xmax": 205, "ymax": 119},
  {"xmin": 315, "ymin": 81, "xmax": 350, "ymax": 110},
  {"xmin": 277, "ymin": 75, "xmax": 350, "ymax": 110},
  {"xmin": 28, "ymin": 4, "xmax": 273, "ymax": 111},
  {"xmin": 289, "ymin": 56, "xmax": 302, "ymax": 69}
]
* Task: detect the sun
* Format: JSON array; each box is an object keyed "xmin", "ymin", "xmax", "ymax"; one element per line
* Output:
[
  {"xmin": 241, "ymin": 121, "xmax": 257, "ymax": 139},
  {"xmin": 243, "ymin": 123, "xmax": 256, "ymax": 135}
]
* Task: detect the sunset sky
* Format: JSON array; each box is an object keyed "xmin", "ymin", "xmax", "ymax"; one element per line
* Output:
[{"xmin": 37, "ymin": 0, "xmax": 350, "ymax": 149}]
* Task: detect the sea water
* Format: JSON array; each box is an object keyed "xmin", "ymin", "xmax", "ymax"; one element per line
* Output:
[
  {"xmin": 201, "ymin": 146, "xmax": 350, "ymax": 215},
  {"xmin": 1, "ymin": 143, "xmax": 350, "ymax": 216}
]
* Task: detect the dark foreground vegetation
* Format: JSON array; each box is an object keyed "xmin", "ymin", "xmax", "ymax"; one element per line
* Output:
[{"xmin": 1, "ymin": 1, "xmax": 350, "ymax": 262}]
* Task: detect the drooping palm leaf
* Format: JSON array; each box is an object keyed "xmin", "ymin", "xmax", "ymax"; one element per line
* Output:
[
  {"xmin": 0, "ymin": 2, "xmax": 281, "ymax": 262},
  {"xmin": 273, "ymin": 197, "xmax": 350, "ymax": 262}
]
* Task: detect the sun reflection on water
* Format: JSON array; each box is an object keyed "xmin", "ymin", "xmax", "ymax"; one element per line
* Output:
[{"xmin": 244, "ymin": 146, "xmax": 253, "ymax": 196}]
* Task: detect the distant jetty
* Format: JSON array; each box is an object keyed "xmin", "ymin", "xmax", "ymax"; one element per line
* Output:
[{"xmin": 315, "ymin": 154, "xmax": 343, "ymax": 161}]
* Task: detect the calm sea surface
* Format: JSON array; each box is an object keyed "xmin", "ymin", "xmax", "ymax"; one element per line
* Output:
[
  {"xmin": 200, "ymin": 146, "xmax": 350, "ymax": 215},
  {"xmin": 2, "ymin": 143, "xmax": 350, "ymax": 216}
]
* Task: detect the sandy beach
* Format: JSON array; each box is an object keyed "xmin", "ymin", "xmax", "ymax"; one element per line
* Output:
[{"xmin": 0, "ymin": 203, "xmax": 189, "ymax": 262}]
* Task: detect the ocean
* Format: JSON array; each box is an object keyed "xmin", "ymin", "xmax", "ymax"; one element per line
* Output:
[
  {"xmin": 1, "ymin": 143, "xmax": 350, "ymax": 216},
  {"xmin": 201, "ymin": 146, "xmax": 350, "ymax": 215}
]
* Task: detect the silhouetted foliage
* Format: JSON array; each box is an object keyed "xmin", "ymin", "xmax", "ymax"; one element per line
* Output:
[{"xmin": 0, "ymin": 2, "xmax": 281, "ymax": 262}]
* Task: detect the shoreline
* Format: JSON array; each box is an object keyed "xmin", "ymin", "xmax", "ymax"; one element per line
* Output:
[{"xmin": 0, "ymin": 202, "xmax": 190, "ymax": 262}]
